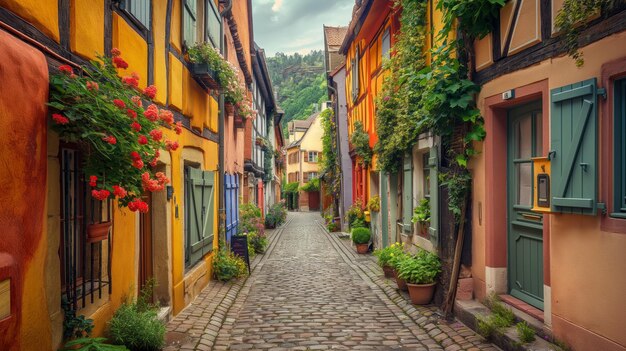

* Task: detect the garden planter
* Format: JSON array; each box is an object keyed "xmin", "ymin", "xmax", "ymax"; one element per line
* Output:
[
  {"xmin": 406, "ymin": 282, "xmax": 436, "ymax": 305},
  {"xmin": 382, "ymin": 265, "xmax": 395, "ymax": 278},
  {"xmin": 225, "ymin": 103, "xmax": 235, "ymax": 116},
  {"xmin": 419, "ymin": 224, "xmax": 429, "ymax": 237},
  {"xmin": 190, "ymin": 63, "xmax": 219, "ymax": 90},
  {"xmin": 395, "ymin": 274, "xmax": 408, "ymax": 291},
  {"xmin": 355, "ymin": 243, "xmax": 368, "ymax": 254},
  {"xmin": 87, "ymin": 221, "xmax": 111, "ymax": 243},
  {"xmin": 234, "ymin": 114, "xmax": 245, "ymax": 128}
]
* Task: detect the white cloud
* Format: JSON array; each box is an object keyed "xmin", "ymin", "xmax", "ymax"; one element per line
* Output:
[{"xmin": 271, "ymin": 0, "xmax": 283, "ymax": 12}]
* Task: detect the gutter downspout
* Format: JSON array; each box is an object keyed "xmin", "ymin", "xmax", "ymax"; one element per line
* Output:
[{"xmin": 219, "ymin": 0, "xmax": 233, "ymax": 243}]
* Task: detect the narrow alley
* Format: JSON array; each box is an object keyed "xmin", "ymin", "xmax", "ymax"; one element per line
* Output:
[{"xmin": 165, "ymin": 212, "xmax": 498, "ymax": 351}]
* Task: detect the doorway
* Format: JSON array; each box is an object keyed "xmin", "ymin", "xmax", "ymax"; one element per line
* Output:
[{"xmin": 507, "ymin": 101, "xmax": 544, "ymax": 309}]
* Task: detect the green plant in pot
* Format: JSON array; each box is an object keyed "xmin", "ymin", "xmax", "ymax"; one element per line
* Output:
[
  {"xmin": 351, "ymin": 227, "xmax": 371, "ymax": 254},
  {"xmin": 397, "ymin": 249, "xmax": 442, "ymax": 304},
  {"xmin": 411, "ymin": 198, "xmax": 430, "ymax": 236},
  {"xmin": 390, "ymin": 252, "xmax": 411, "ymax": 291},
  {"xmin": 367, "ymin": 195, "xmax": 381, "ymax": 212},
  {"xmin": 373, "ymin": 242, "xmax": 405, "ymax": 278}
]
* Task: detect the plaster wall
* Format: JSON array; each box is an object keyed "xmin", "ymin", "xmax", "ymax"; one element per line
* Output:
[{"xmin": 472, "ymin": 31, "xmax": 626, "ymax": 351}]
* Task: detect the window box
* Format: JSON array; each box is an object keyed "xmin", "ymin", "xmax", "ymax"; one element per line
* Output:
[{"xmin": 190, "ymin": 63, "xmax": 220, "ymax": 90}]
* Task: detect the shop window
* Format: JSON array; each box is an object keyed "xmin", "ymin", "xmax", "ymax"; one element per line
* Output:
[
  {"xmin": 120, "ymin": 0, "xmax": 151, "ymax": 29},
  {"xmin": 614, "ymin": 78, "xmax": 626, "ymax": 217},
  {"xmin": 60, "ymin": 147, "xmax": 112, "ymax": 312}
]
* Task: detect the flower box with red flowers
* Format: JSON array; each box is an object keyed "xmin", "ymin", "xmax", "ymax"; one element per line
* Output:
[{"xmin": 190, "ymin": 63, "xmax": 219, "ymax": 90}]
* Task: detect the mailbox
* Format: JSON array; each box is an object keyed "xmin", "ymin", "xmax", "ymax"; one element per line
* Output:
[{"xmin": 531, "ymin": 157, "xmax": 553, "ymax": 213}]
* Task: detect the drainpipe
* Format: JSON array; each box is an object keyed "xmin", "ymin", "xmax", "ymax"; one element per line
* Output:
[{"xmin": 219, "ymin": 0, "xmax": 233, "ymax": 243}]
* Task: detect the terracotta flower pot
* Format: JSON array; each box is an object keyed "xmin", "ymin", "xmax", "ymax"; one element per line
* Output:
[
  {"xmin": 87, "ymin": 221, "xmax": 111, "ymax": 243},
  {"xmin": 225, "ymin": 103, "xmax": 235, "ymax": 116},
  {"xmin": 406, "ymin": 282, "xmax": 436, "ymax": 305},
  {"xmin": 395, "ymin": 273, "xmax": 408, "ymax": 291},
  {"xmin": 355, "ymin": 243, "xmax": 368, "ymax": 254},
  {"xmin": 382, "ymin": 265, "xmax": 395, "ymax": 278}
]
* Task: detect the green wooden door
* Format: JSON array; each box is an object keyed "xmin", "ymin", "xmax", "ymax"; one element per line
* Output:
[{"xmin": 507, "ymin": 102, "xmax": 544, "ymax": 309}]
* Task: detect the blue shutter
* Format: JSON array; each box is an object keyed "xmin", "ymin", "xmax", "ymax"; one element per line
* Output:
[
  {"xmin": 224, "ymin": 174, "xmax": 240, "ymax": 243},
  {"xmin": 550, "ymin": 78, "xmax": 598, "ymax": 215}
]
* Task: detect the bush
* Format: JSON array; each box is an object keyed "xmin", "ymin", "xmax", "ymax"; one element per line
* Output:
[
  {"xmin": 389, "ymin": 252, "xmax": 411, "ymax": 270},
  {"xmin": 62, "ymin": 337, "xmax": 128, "ymax": 351},
  {"xmin": 248, "ymin": 232, "xmax": 268, "ymax": 255},
  {"xmin": 239, "ymin": 203, "xmax": 264, "ymax": 236},
  {"xmin": 516, "ymin": 321, "xmax": 535, "ymax": 343},
  {"xmin": 213, "ymin": 246, "xmax": 248, "ymax": 282},
  {"xmin": 396, "ymin": 249, "xmax": 441, "ymax": 284},
  {"xmin": 265, "ymin": 202, "xmax": 287, "ymax": 228},
  {"xmin": 108, "ymin": 282, "xmax": 165, "ymax": 351},
  {"xmin": 351, "ymin": 227, "xmax": 371, "ymax": 244},
  {"xmin": 373, "ymin": 242, "xmax": 405, "ymax": 268}
]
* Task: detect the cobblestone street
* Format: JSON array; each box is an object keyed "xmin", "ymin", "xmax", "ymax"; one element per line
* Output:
[{"xmin": 165, "ymin": 212, "xmax": 499, "ymax": 351}]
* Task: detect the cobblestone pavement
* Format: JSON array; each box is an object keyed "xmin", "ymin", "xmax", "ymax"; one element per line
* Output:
[{"xmin": 165, "ymin": 212, "xmax": 499, "ymax": 351}]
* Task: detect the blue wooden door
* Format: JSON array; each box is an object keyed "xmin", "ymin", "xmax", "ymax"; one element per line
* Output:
[{"xmin": 224, "ymin": 174, "xmax": 240, "ymax": 243}]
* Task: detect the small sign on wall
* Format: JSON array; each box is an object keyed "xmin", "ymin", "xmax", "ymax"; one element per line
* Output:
[{"xmin": 0, "ymin": 279, "xmax": 9, "ymax": 320}]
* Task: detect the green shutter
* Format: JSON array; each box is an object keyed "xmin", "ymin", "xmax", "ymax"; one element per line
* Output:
[
  {"xmin": 183, "ymin": 0, "xmax": 197, "ymax": 48},
  {"xmin": 185, "ymin": 168, "xmax": 215, "ymax": 267},
  {"xmin": 550, "ymin": 78, "xmax": 598, "ymax": 215},
  {"xmin": 206, "ymin": 0, "xmax": 221, "ymax": 48},
  {"xmin": 402, "ymin": 154, "xmax": 413, "ymax": 233},
  {"xmin": 428, "ymin": 146, "xmax": 439, "ymax": 246},
  {"xmin": 380, "ymin": 171, "xmax": 389, "ymax": 247}
]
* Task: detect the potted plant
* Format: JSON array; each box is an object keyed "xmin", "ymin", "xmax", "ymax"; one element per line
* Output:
[
  {"xmin": 87, "ymin": 221, "xmax": 112, "ymax": 243},
  {"xmin": 396, "ymin": 249, "xmax": 442, "ymax": 304},
  {"xmin": 411, "ymin": 198, "xmax": 430, "ymax": 236},
  {"xmin": 373, "ymin": 242, "xmax": 405, "ymax": 278},
  {"xmin": 390, "ymin": 253, "xmax": 410, "ymax": 291},
  {"xmin": 351, "ymin": 227, "xmax": 371, "ymax": 254},
  {"xmin": 367, "ymin": 195, "xmax": 380, "ymax": 212}
]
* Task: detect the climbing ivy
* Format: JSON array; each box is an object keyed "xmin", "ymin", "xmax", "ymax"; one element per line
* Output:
[
  {"xmin": 350, "ymin": 120, "xmax": 373, "ymax": 167},
  {"xmin": 375, "ymin": 0, "xmax": 504, "ymax": 220},
  {"xmin": 320, "ymin": 108, "xmax": 341, "ymax": 197},
  {"xmin": 555, "ymin": 0, "xmax": 613, "ymax": 67}
]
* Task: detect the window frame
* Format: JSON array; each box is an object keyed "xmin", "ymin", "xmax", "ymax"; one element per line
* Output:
[
  {"xmin": 381, "ymin": 27, "xmax": 391, "ymax": 61},
  {"xmin": 119, "ymin": 0, "xmax": 152, "ymax": 32},
  {"xmin": 422, "ymin": 152, "xmax": 430, "ymax": 199},
  {"xmin": 613, "ymin": 78, "xmax": 626, "ymax": 218},
  {"xmin": 351, "ymin": 46, "xmax": 360, "ymax": 103}
]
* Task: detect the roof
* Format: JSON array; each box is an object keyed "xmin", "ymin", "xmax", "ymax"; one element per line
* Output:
[
  {"xmin": 339, "ymin": 0, "xmax": 375, "ymax": 54},
  {"xmin": 286, "ymin": 111, "xmax": 321, "ymax": 148},
  {"xmin": 323, "ymin": 26, "xmax": 348, "ymax": 47}
]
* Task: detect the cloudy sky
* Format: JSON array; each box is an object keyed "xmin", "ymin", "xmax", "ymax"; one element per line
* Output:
[{"xmin": 251, "ymin": 0, "xmax": 354, "ymax": 57}]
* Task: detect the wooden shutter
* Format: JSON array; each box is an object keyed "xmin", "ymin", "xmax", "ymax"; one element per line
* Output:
[
  {"xmin": 428, "ymin": 146, "xmax": 439, "ymax": 246},
  {"xmin": 304, "ymin": 151, "xmax": 309, "ymax": 162},
  {"xmin": 303, "ymin": 172, "xmax": 309, "ymax": 183},
  {"xmin": 550, "ymin": 78, "xmax": 598, "ymax": 215},
  {"xmin": 402, "ymin": 154, "xmax": 413, "ymax": 233},
  {"xmin": 205, "ymin": 0, "xmax": 221, "ymax": 48},
  {"xmin": 183, "ymin": 0, "xmax": 197, "ymax": 48},
  {"xmin": 224, "ymin": 174, "xmax": 239, "ymax": 243},
  {"xmin": 185, "ymin": 167, "xmax": 215, "ymax": 267}
]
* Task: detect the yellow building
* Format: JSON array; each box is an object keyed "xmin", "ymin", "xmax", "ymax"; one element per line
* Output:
[{"xmin": 0, "ymin": 0, "xmax": 256, "ymax": 349}]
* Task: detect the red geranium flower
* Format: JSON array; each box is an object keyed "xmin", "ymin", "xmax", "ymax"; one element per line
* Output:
[
  {"xmin": 159, "ymin": 109, "xmax": 174, "ymax": 125},
  {"xmin": 102, "ymin": 135, "xmax": 117, "ymax": 145},
  {"xmin": 143, "ymin": 85, "xmax": 157, "ymax": 99},
  {"xmin": 113, "ymin": 99, "xmax": 126, "ymax": 109},
  {"xmin": 122, "ymin": 76, "xmax": 139, "ymax": 88},
  {"xmin": 112, "ymin": 185, "xmax": 127, "ymax": 198},
  {"xmin": 144, "ymin": 104, "xmax": 159, "ymax": 121},
  {"xmin": 131, "ymin": 121, "xmax": 142, "ymax": 132},
  {"xmin": 59, "ymin": 65, "xmax": 73, "ymax": 75},
  {"xmin": 128, "ymin": 198, "xmax": 149, "ymax": 213},
  {"xmin": 111, "ymin": 48, "xmax": 121, "ymax": 57},
  {"xmin": 113, "ymin": 56, "xmax": 129, "ymax": 69},
  {"xmin": 86, "ymin": 81, "xmax": 99, "ymax": 91},
  {"xmin": 138, "ymin": 135, "xmax": 148, "ymax": 145},
  {"xmin": 131, "ymin": 95, "xmax": 142, "ymax": 107},
  {"xmin": 174, "ymin": 121, "xmax": 183, "ymax": 135},
  {"xmin": 165, "ymin": 140, "xmax": 179, "ymax": 151},
  {"xmin": 89, "ymin": 175, "xmax": 98, "ymax": 187},
  {"xmin": 127, "ymin": 109, "xmax": 137, "ymax": 119},
  {"xmin": 130, "ymin": 151, "xmax": 141, "ymax": 160},
  {"xmin": 52, "ymin": 113, "xmax": 69, "ymax": 125},
  {"xmin": 149, "ymin": 129, "xmax": 163, "ymax": 141},
  {"xmin": 91, "ymin": 189, "xmax": 110, "ymax": 201},
  {"xmin": 132, "ymin": 158, "xmax": 144, "ymax": 169}
]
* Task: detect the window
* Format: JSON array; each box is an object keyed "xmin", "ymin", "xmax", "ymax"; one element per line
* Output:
[
  {"xmin": 381, "ymin": 28, "xmax": 391, "ymax": 60},
  {"xmin": 351, "ymin": 47, "xmax": 360, "ymax": 102},
  {"xmin": 308, "ymin": 151, "xmax": 319, "ymax": 163},
  {"xmin": 614, "ymin": 78, "xmax": 626, "ymax": 217},
  {"xmin": 183, "ymin": 0, "xmax": 201, "ymax": 48},
  {"xmin": 121, "ymin": 0, "xmax": 151, "ymax": 29},
  {"xmin": 205, "ymin": 0, "xmax": 221, "ymax": 47},
  {"xmin": 309, "ymin": 172, "xmax": 318, "ymax": 180},
  {"xmin": 60, "ymin": 147, "xmax": 112, "ymax": 311},
  {"xmin": 183, "ymin": 0, "xmax": 221, "ymax": 50}
]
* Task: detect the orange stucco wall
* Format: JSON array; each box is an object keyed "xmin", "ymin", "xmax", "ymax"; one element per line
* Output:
[
  {"xmin": 472, "ymin": 31, "xmax": 626, "ymax": 350},
  {"xmin": 0, "ymin": 29, "xmax": 50, "ymax": 351}
]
